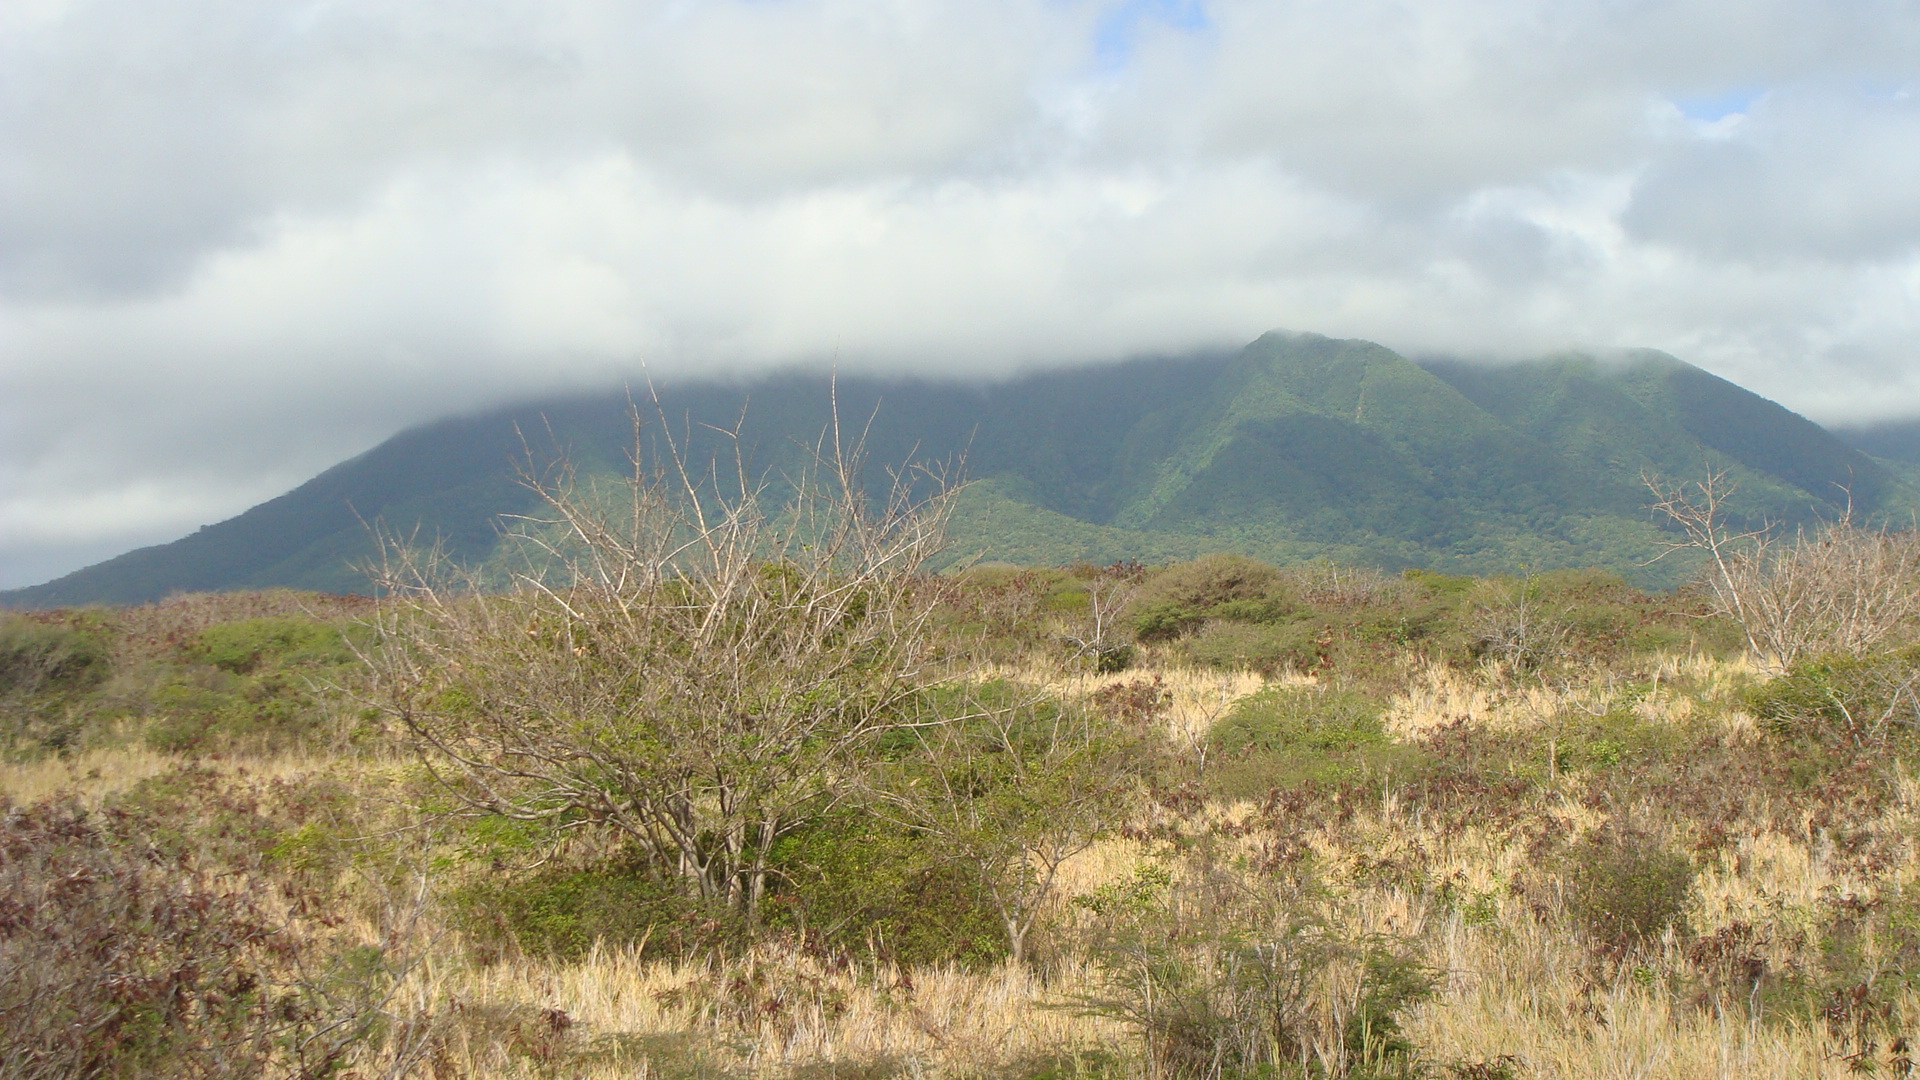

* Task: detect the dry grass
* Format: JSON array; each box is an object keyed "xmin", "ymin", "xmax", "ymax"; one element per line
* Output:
[
  {"xmin": 978, "ymin": 660, "xmax": 1271, "ymax": 746},
  {"xmin": 1384, "ymin": 652, "xmax": 1762, "ymax": 740},
  {"xmin": 1409, "ymin": 913, "xmax": 1886, "ymax": 1079},
  {"xmin": 0, "ymin": 745, "xmax": 362, "ymax": 806},
  {"xmin": 374, "ymin": 653, "xmax": 1920, "ymax": 1068},
  {"xmin": 384, "ymin": 646, "xmax": 1907, "ymax": 1078},
  {"xmin": 0, "ymin": 744, "xmax": 185, "ymax": 803},
  {"xmin": 412, "ymin": 948, "xmax": 1124, "ymax": 1079},
  {"xmin": 21, "ymin": 640, "xmax": 1920, "ymax": 1080}
]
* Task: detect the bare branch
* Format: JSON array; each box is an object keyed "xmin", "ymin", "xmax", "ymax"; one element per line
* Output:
[
  {"xmin": 358, "ymin": 395, "xmax": 963, "ymax": 921},
  {"xmin": 1645, "ymin": 470, "xmax": 1920, "ymax": 670}
]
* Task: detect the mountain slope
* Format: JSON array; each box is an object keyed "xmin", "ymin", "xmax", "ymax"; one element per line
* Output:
[
  {"xmin": 1830, "ymin": 419, "xmax": 1920, "ymax": 488},
  {"xmin": 1423, "ymin": 353, "xmax": 1905, "ymax": 525},
  {"xmin": 6, "ymin": 333, "xmax": 1909, "ymax": 608}
]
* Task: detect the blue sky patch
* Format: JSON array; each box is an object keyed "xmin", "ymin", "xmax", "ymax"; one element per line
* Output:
[
  {"xmin": 1675, "ymin": 88, "xmax": 1764, "ymax": 123},
  {"xmin": 1095, "ymin": 0, "xmax": 1210, "ymax": 69}
]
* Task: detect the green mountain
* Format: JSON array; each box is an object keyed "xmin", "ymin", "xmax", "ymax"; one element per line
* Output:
[
  {"xmin": 6, "ymin": 332, "xmax": 1909, "ymax": 608},
  {"xmin": 1830, "ymin": 418, "xmax": 1920, "ymax": 487}
]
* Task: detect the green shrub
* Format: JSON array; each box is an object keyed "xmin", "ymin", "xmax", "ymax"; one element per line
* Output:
[
  {"xmin": 1351, "ymin": 603, "xmax": 1451, "ymax": 647},
  {"xmin": 449, "ymin": 851, "xmax": 725, "ymax": 962},
  {"xmin": 773, "ymin": 812, "xmax": 1010, "ymax": 967},
  {"xmin": 1040, "ymin": 580, "xmax": 1093, "ymax": 614},
  {"xmin": 191, "ymin": 616, "xmax": 352, "ymax": 674},
  {"xmin": 1558, "ymin": 831, "xmax": 1694, "ymax": 952},
  {"xmin": 1625, "ymin": 624, "xmax": 1694, "ymax": 654},
  {"xmin": 1078, "ymin": 858, "xmax": 1435, "ymax": 1080},
  {"xmin": 1546, "ymin": 708, "xmax": 1690, "ymax": 778},
  {"xmin": 1178, "ymin": 618, "xmax": 1322, "ymax": 674},
  {"xmin": 1745, "ymin": 646, "xmax": 1920, "ymax": 745},
  {"xmin": 1090, "ymin": 642, "xmax": 1135, "ymax": 674},
  {"xmin": 0, "ymin": 615, "xmax": 109, "ymax": 697},
  {"xmin": 450, "ymin": 814, "xmax": 1012, "ymax": 967},
  {"xmin": 1212, "ymin": 684, "xmax": 1386, "ymax": 755},
  {"xmin": 1345, "ymin": 949, "xmax": 1440, "ymax": 1070},
  {"xmin": 1402, "ymin": 568, "xmax": 1475, "ymax": 597},
  {"xmin": 1128, "ymin": 555, "xmax": 1295, "ymax": 641},
  {"xmin": 142, "ymin": 669, "xmax": 335, "ymax": 755},
  {"xmin": 1285, "ymin": 560, "xmax": 1416, "ymax": 607},
  {"xmin": 1206, "ymin": 684, "xmax": 1415, "ymax": 797},
  {"xmin": 870, "ymin": 681, "xmax": 1155, "ymax": 965},
  {"xmin": 1462, "ymin": 578, "xmax": 1572, "ymax": 670},
  {"xmin": 1130, "ymin": 601, "xmax": 1202, "ymax": 642}
]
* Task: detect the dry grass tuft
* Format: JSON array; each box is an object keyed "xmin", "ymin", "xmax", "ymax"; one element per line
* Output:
[
  {"xmin": 414, "ymin": 946, "xmax": 1123, "ymax": 1079},
  {"xmin": 0, "ymin": 745, "xmax": 185, "ymax": 803}
]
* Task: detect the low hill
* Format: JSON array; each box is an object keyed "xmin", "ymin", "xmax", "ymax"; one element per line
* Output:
[{"xmin": 6, "ymin": 332, "xmax": 1907, "ymax": 608}]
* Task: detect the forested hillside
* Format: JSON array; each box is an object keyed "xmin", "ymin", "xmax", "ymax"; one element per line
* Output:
[{"xmin": 5, "ymin": 332, "xmax": 1908, "ymax": 608}]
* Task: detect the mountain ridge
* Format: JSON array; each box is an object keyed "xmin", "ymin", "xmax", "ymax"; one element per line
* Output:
[{"xmin": 7, "ymin": 332, "xmax": 1910, "ymax": 609}]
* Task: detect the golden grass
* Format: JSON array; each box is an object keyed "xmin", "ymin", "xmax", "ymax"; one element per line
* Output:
[
  {"xmin": 0, "ymin": 744, "xmax": 185, "ymax": 803},
  {"xmin": 1409, "ymin": 913, "xmax": 1878, "ymax": 1079},
  {"xmin": 404, "ymin": 946, "xmax": 1124, "ymax": 1079},
  {"xmin": 27, "ymin": 647, "xmax": 1914, "ymax": 1079},
  {"xmin": 0, "ymin": 744, "xmax": 373, "ymax": 806},
  {"xmin": 1384, "ymin": 652, "xmax": 1763, "ymax": 741},
  {"xmin": 392, "ymin": 790, "xmax": 1906, "ymax": 1079},
  {"xmin": 977, "ymin": 660, "xmax": 1271, "ymax": 747}
]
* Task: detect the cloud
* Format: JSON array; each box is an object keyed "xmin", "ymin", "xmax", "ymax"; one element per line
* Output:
[
  {"xmin": 1625, "ymin": 86, "xmax": 1920, "ymax": 261},
  {"xmin": 4, "ymin": 0, "xmax": 1920, "ymax": 586}
]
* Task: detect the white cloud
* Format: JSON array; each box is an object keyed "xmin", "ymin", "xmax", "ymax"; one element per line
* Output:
[
  {"xmin": 1625, "ymin": 86, "xmax": 1920, "ymax": 261},
  {"xmin": 5, "ymin": 0, "xmax": 1920, "ymax": 586}
]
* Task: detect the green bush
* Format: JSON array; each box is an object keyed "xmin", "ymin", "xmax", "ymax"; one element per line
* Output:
[
  {"xmin": 1745, "ymin": 646, "xmax": 1920, "ymax": 745},
  {"xmin": 0, "ymin": 615, "xmax": 109, "ymax": 697},
  {"xmin": 1040, "ymin": 579, "xmax": 1093, "ymax": 614},
  {"xmin": 1212, "ymin": 684, "xmax": 1386, "ymax": 755},
  {"xmin": 1462, "ymin": 578, "xmax": 1572, "ymax": 670},
  {"xmin": 191, "ymin": 616, "xmax": 352, "ymax": 674},
  {"xmin": 1078, "ymin": 858, "xmax": 1435, "ymax": 1080},
  {"xmin": 1625, "ymin": 623, "xmax": 1694, "ymax": 654},
  {"xmin": 1178, "ymin": 618, "xmax": 1322, "ymax": 674},
  {"xmin": 142, "ymin": 669, "xmax": 336, "ymax": 755},
  {"xmin": 450, "ymin": 851, "xmax": 725, "ymax": 962},
  {"xmin": 448, "ymin": 814, "xmax": 1011, "ymax": 967},
  {"xmin": 1543, "ymin": 707, "xmax": 1691, "ymax": 778},
  {"xmin": 1090, "ymin": 642, "xmax": 1135, "ymax": 674},
  {"xmin": 1558, "ymin": 831, "xmax": 1694, "ymax": 952},
  {"xmin": 1402, "ymin": 568, "xmax": 1475, "ymax": 598},
  {"xmin": 1206, "ymin": 684, "xmax": 1414, "ymax": 797},
  {"xmin": 773, "ymin": 812, "xmax": 1010, "ymax": 967},
  {"xmin": 1129, "ymin": 555, "xmax": 1296, "ymax": 641},
  {"xmin": 870, "ymin": 680, "xmax": 1154, "ymax": 965}
]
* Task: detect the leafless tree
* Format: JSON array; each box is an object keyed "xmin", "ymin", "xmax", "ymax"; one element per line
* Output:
[
  {"xmin": 1062, "ymin": 572, "xmax": 1140, "ymax": 673},
  {"xmin": 1646, "ymin": 470, "xmax": 1920, "ymax": 670},
  {"xmin": 360, "ymin": 401, "xmax": 961, "ymax": 924},
  {"xmin": 1464, "ymin": 573, "xmax": 1571, "ymax": 672}
]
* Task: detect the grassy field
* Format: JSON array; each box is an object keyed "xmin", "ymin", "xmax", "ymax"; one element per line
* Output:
[{"xmin": 4, "ymin": 554, "xmax": 1920, "ymax": 1079}]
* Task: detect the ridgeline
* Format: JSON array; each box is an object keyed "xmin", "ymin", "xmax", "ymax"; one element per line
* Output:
[{"xmin": 6, "ymin": 331, "xmax": 1910, "ymax": 608}]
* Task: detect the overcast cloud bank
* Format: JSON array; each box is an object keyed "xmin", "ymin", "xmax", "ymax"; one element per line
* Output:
[{"xmin": 4, "ymin": 0, "xmax": 1920, "ymax": 587}]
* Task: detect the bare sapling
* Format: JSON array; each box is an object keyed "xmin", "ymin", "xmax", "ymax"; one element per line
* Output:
[
  {"xmin": 1464, "ymin": 572, "xmax": 1571, "ymax": 672},
  {"xmin": 1646, "ymin": 469, "xmax": 1920, "ymax": 670},
  {"xmin": 1061, "ymin": 570, "xmax": 1140, "ymax": 673},
  {"xmin": 361, "ymin": 400, "xmax": 960, "ymax": 924}
]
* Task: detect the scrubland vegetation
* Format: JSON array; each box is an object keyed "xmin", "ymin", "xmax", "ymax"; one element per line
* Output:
[{"xmin": 8, "ymin": 466, "xmax": 1920, "ymax": 1078}]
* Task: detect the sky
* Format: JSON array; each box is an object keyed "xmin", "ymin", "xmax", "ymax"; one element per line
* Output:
[{"xmin": 5, "ymin": 0, "xmax": 1920, "ymax": 589}]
